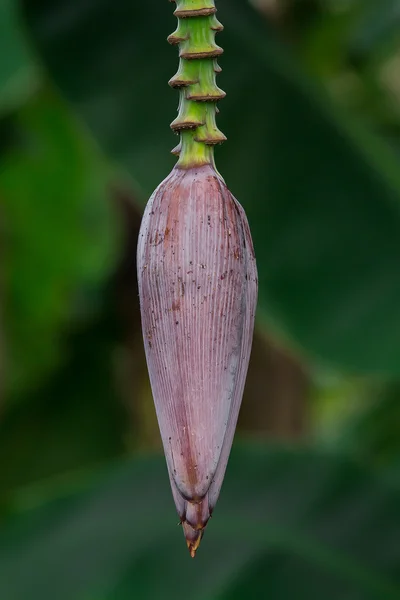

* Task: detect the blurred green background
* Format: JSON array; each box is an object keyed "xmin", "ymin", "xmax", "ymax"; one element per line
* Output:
[{"xmin": 1, "ymin": 0, "xmax": 400, "ymax": 597}]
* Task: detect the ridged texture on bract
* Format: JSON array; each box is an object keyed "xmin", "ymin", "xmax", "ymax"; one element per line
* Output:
[{"xmin": 137, "ymin": 164, "xmax": 257, "ymax": 556}]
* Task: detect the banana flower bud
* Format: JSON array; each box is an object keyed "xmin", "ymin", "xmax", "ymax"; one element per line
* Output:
[{"xmin": 137, "ymin": 163, "xmax": 257, "ymax": 556}]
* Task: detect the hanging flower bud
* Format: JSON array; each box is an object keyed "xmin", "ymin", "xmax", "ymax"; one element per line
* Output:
[
  {"xmin": 137, "ymin": 164, "xmax": 257, "ymax": 556},
  {"xmin": 137, "ymin": 0, "xmax": 257, "ymax": 557}
]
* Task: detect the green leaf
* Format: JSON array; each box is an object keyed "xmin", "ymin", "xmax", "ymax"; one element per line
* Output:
[
  {"xmin": 335, "ymin": 382, "xmax": 400, "ymax": 467},
  {"xmin": 0, "ymin": 305, "xmax": 126, "ymax": 498},
  {"xmin": 0, "ymin": 88, "xmax": 118, "ymax": 396},
  {"xmin": 0, "ymin": 445, "xmax": 399, "ymax": 599},
  {"xmin": 21, "ymin": 0, "xmax": 400, "ymax": 374},
  {"xmin": 348, "ymin": 0, "xmax": 400, "ymax": 66},
  {"xmin": 0, "ymin": 0, "xmax": 39, "ymax": 114}
]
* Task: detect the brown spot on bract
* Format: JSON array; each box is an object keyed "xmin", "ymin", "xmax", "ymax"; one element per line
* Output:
[{"xmin": 172, "ymin": 300, "xmax": 180, "ymax": 312}]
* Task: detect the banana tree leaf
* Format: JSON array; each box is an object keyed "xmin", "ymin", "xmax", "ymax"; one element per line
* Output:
[
  {"xmin": 0, "ymin": 0, "xmax": 38, "ymax": 114},
  {"xmin": 348, "ymin": 0, "xmax": 400, "ymax": 66},
  {"xmin": 0, "ymin": 88, "xmax": 117, "ymax": 396},
  {"xmin": 334, "ymin": 382, "xmax": 400, "ymax": 467},
  {"xmin": 0, "ymin": 445, "xmax": 399, "ymax": 599},
  {"xmin": 0, "ymin": 308, "xmax": 126, "ymax": 498}
]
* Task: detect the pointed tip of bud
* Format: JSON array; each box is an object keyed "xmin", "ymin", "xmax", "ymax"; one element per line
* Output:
[{"xmin": 183, "ymin": 521, "xmax": 204, "ymax": 558}]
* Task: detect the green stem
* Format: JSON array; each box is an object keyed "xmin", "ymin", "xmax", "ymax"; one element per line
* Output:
[{"xmin": 168, "ymin": 0, "xmax": 226, "ymax": 169}]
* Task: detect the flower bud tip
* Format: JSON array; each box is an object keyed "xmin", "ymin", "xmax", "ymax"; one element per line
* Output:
[{"xmin": 183, "ymin": 522, "xmax": 204, "ymax": 558}]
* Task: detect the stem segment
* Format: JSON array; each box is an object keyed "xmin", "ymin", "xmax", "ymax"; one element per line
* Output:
[{"xmin": 168, "ymin": 0, "xmax": 226, "ymax": 169}]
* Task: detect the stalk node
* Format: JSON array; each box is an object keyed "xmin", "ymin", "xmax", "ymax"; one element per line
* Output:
[{"xmin": 168, "ymin": 0, "xmax": 225, "ymax": 168}]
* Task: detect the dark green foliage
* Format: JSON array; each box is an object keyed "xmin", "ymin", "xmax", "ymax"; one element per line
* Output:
[
  {"xmin": 1, "ymin": 90, "xmax": 117, "ymax": 397},
  {"xmin": 0, "ymin": 305, "xmax": 126, "ymax": 498},
  {"xmin": 1, "ymin": 0, "xmax": 400, "ymax": 597},
  {"xmin": 1, "ymin": 446, "xmax": 399, "ymax": 600},
  {"xmin": 0, "ymin": 0, "xmax": 37, "ymax": 114}
]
